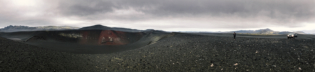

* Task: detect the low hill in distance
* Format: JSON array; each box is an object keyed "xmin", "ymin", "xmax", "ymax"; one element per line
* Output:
[
  {"xmin": 234, "ymin": 28, "xmax": 305, "ymax": 35},
  {"xmin": 0, "ymin": 25, "xmax": 79, "ymax": 32},
  {"xmin": 182, "ymin": 28, "xmax": 305, "ymax": 35}
]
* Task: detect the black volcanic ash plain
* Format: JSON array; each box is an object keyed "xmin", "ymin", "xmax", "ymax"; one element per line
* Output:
[{"xmin": 0, "ymin": 33, "xmax": 315, "ymax": 71}]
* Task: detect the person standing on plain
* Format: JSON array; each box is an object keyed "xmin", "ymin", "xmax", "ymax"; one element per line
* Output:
[{"xmin": 233, "ymin": 32, "xmax": 236, "ymax": 40}]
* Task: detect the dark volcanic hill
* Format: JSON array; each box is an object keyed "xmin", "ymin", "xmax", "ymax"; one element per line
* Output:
[
  {"xmin": 79, "ymin": 24, "xmax": 111, "ymax": 30},
  {"xmin": 79, "ymin": 24, "xmax": 165, "ymax": 33},
  {"xmin": 79, "ymin": 24, "xmax": 145, "ymax": 32},
  {"xmin": 0, "ymin": 27, "xmax": 173, "ymax": 54},
  {"xmin": 0, "ymin": 24, "xmax": 169, "ymax": 54}
]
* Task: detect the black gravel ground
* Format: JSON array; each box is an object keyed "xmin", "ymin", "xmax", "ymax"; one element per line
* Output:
[{"xmin": 1, "ymin": 33, "xmax": 315, "ymax": 72}]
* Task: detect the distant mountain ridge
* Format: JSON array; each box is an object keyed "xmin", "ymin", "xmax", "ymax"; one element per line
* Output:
[
  {"xmin": 0, "ymin": 25, "xmax": 79, "ymax": 32},
  {"xmin": 234, "ymin": 28, "xmax": 305, "ymax": 34},
  {"xmin": 0, "ymin": 24, "xmax": 160, "ymax": 33},
  {"xmin": 180, "ymin": 28, "xmax": 305, "ymax": 34},
  {"xmin": 1, "ymin": 25, "xmax": 302, "ymax": 34}
]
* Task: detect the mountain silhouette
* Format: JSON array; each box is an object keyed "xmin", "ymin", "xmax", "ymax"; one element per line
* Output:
[
  {"xmin": 0, "ymin": 25, "xmax": 78, "ymax": 32},
  {"xmin": 234, "ymin": 28, "xmax": 305, "ymax": 34},
  {"xmin": 79, "ymin": 24, "xmax": 111, "ymax": 30}
]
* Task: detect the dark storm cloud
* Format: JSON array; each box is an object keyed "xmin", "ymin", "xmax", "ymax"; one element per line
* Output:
[
  {"xmin": 58, "ymin": 0, "xmax": 115, "ymax": 16},
  {"xmin": 56, "ymin": 0, "xmax": 315, "ymax": 24}
]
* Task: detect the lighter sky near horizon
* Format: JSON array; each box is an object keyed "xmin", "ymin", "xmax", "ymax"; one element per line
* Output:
[{"xmin": 0, "ymin": 0, "xmax": 314, "ymax": 33}]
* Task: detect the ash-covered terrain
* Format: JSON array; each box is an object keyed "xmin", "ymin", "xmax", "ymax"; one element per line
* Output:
[{"xmin": 1, "ymin": 32, "xmax": 315, "ymax": 71}]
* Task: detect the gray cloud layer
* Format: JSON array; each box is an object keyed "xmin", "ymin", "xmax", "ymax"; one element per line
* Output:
[
  {"xmin": 56, "ymin": 0, "xmax": 314, "ymax": 23},
  {"xmin": 0, "ymin": 0, "xmax": 314, "ymax": 30}
]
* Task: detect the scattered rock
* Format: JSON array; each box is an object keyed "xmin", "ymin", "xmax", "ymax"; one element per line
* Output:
[{"xmin": 234, "ymin": 63, "xmax": 238, "ymax": 66}]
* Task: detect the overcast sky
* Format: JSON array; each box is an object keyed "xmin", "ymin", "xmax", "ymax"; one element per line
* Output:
[{"xmin": 0, "ymin": 0, "xmax": 314, "ymax": 32}]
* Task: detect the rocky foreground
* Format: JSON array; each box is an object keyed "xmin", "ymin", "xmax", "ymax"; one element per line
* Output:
[{"xmin": 1, "ymin": 33, "xmax": 315, "ymax": 71}]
